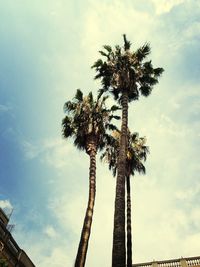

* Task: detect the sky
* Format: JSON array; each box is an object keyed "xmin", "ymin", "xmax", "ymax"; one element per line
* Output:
[{"xmin": 0, "ymin": 0, "xmax": 200, "ymax": 266}]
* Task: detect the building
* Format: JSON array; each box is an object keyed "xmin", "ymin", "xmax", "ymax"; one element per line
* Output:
[
  {"xmin": 133, "ymin": 256, "xmax": 200, "ymax": 267},
  {"xmin": 0, "ymin": 208, "xmax": 35, "ymax": 267}
]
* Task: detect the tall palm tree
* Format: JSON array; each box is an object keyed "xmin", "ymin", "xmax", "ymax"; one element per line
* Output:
[
  {"xmin": 125, "ymin": 133, "xmax": 148, "ymax": 267},
  {"xmin": 62, "ymin": 89, "xmax": 120, "ymax": 267},
  {"xmin": 92, "ymin": 34, "xmax": 163, "ymax": 266},
  {"xmin": 101, "ymin": 131, "xmax": 149, "ymax": 267}
]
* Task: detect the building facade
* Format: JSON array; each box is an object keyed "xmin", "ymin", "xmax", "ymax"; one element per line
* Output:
[
  {"xmin": 0, "ymin": 208, "xmax": 35, "ymax": 267},
  {"xmin": 133, "ymin": 256, "xmax": 200, "ymax": 267}
]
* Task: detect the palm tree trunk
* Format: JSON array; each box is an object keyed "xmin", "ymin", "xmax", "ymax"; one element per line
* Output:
[
  {"xmin": 126, "ymin": 175, "xmax": 132, "ymax": 267},
  {"xmin": 75, "ymin": 138, "xmax": 97, "ymax": 267},
  {"xmin": 112, "ymin": 91, "xmax": 128, "ymax": 267}
]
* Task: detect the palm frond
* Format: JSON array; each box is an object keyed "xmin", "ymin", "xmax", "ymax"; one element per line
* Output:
[
  {"xmin": 130, "ymin": 132, "xmax": 139, "ymax": 142},
  {"xmin": 140, "ymin": 75, "xmax": 158, "ymax": 86},
  {"xmin": 88, "ymin": 92, "xmax": 94, "ymax": 106},
  {"xmin": 143, "ymin": 61, "xmax": 154, "ymax": 74},
  {"xmin": 62, "ymin": 116, "xmax": 74, "ymax": 138},
  {"xmin": 97, "ymin": 88, "xmax": 107, "ymax": 99},
  {"xmin": 154, "ymin": 67, "xmax": 164, "ymax": 77},
  {"xmin": 74, "ymin": 135, "xmax": 86, "ymax": 151},
  {"xmin": 128, "ymin": 86, "xmax": 139, "ymax": 101},
  {"xmin": 139, "ymin": 85, "xmax": 152, "ymax": 97},
  {"xmin": 63, "ymin": 101, "xmax": 76, "ymax": 112},
  {"xmin": 123, "ymin": 34, "xmax": 131, "ymax": 50},
  {"xmin": 115, "ymin": 45, "xmax": 121, "ymax": 56},
  {"xmin": 101, "ymin": 129, "xmax": 149, "ymax": 178},
  {"xmin": 91, "ymin": 59, "xmax": 103, "ymax": 69},
  {"xmin": 103, "ymin": 45, "xmax": 112, "ymax": 53},
  {"xmin": 99, "ymin": 50, "xmax": 108, "ymax": 57},
  {"xmin": 74, "ymin": 89, "xmax": 83, "ymax": 102},
  {"xmin": 135, "ymin": 43, "xmax": 151, "ymax": 61},
  {"xmin": 101, "ymin": 95, "xmax": 109, "ymax": 103},
  {"xmin": 107, "ymin": 124, "xmax": 119, "ymax": 131},
  {"xmin": 110, "ymin": 105, "xmax": 121, "ymax": 112},
  {"xmin": 100, "ymin": 151, "xmax": 107, "ymax": 162},
  {"xmin": 109, "ymin": 115, "xmax": 121, "ymax": 121},
  {"xmin": 111, "ymin": 88, "xmax": 120, "ymax": 100},
  {"xmin": 94, "ymin": 73, "xmax": 103, "ymax": 80}
]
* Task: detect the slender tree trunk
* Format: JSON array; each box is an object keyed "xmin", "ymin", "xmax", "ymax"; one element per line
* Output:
[
  {"xmin": 126, "ymin": 175, "xmax": 132, "ymax": 267},
  {"xmin": 74, "ymin": 137, "xmax": 97, "ymax": 267},
  {"xmin": 112, "ymin": 91, "xmax": 128, "ymax": 267}
]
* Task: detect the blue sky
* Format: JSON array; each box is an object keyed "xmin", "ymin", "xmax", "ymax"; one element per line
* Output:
[{"xmin": 0, "ymin": 0, "xmax": 200, "ymax": 266}]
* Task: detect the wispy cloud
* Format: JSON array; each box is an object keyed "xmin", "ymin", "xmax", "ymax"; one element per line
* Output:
[
  {"xmin": 22, "ymin": 138, "xmax": 74, "ymax": 169},
  {"xmin": 176, "ymin": 184, "xmax": 200, "ymax": 201},
  {"xmin": 0, "ymin": 199, "xmax": 13, "ymax": 210},
  {"xmin": 0, "ymin": 104, "xmax": 12, "ymax": 113},
  {"xmin": 43, "ymin": 225, "xmax": 57, "ymax": 238},
  {"xmin": 151, "ymin": 0, "xmax": 184, "ymax": 14},
  {"xmin": 48, "ymin": 165, "xmax": 116, "ymax": 266},
  {"xmin": 22, "ymin": 141, "xmax": 40, "ymax": 160}
]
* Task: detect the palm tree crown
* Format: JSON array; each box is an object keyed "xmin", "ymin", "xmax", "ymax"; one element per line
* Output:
[
  {"xmin": 62, "ymin": 89, "xmax": 120, "ymax": 153},
  {"xmin": 92, "ymin": 34, "xmax": 164, "ymax": 102},
  {"xmin": 101, "ymin": 130, "xmax": 149, "ymax": 178}
]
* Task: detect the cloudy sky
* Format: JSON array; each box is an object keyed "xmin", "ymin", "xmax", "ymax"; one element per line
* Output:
[{"xmin": 0, "ymin": 0, "xmax": 200, "ymax": 266}]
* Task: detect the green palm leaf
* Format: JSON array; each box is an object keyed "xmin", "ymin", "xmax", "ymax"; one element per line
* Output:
[
  {"xmin": 103, "ymin": 45, "xmax": 112, "ymax": 53},
  {"xmin": 74, "ymin": 89, "xmax": 83, "ymax": 102}
]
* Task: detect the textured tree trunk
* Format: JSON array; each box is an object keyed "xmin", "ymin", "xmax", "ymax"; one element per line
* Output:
[
  {"xmin": 126, "ymin": 175, "xmax": 132, "ymax": 267},
  {"xmin": 112, "ymin": 91, "xmax": 128, "ymax": 267},
  {"xmin": 74, "ymin": 137, "xmax": 97, "ymax": 267}
]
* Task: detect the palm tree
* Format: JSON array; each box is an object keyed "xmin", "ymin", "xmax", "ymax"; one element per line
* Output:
[
  {"xmin": 92, "ymin": 34, "xmax": 163, "ymax": 266},
  {"xmin": 101, "ymin": 131, "xmax": 149, "ymax": 267},
  {"xmin": 62, "ymin": 89, "xmax": 120, "ymax": 267}
]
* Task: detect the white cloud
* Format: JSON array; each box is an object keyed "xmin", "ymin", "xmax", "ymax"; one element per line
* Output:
[
  {"xmin": 81, "ymin": 0, "xmax": 155, "ymax": 64},
  {"xmin": 41, "ymin": 139, "xmax": 71, "ymax": 169},
  {"xmin": 184, "ymin": 22, "xmax": 200, "ymax": 39},
  {"xmin": 48, "ymin": 164, "xmax": 116, "ymax": 267},
  {"xmin": 0, "ymin": 199, "xmax": 13, "ymax": 210},
  {"xmin": 131, "ymin": 175, "xmax": 200, "ymax": 262},
  {"xmin": 184, "ymin": 233, "xmax": 200, "ymax": 256},
  {"xmin": 176, "ymin": 184, "xmax": 200, "ymax": 201},
  {"xmin": 151, "ymin": 0, "xmax": 184, "ymax": 14},
  {"xmin": 14, "ymin": 227, "xmax": 73, "ymax": 267},
  {"xmin": 43, "ymin": 225, "xmax": 57, "ymax": 238},
  {"xmin": 22, "ymin": 137, "xmax": 75, "ymax": 169},
  {"xmin": 38, "ymin": 247, "xmax": 72, "ymax": 267},
  {"xmin": 49, "ymin": 183, "xmax": 91, "ymax": 237},
  {"xmin": 22, "ymin": 141, "xmax": 40, "ymax": 160}
]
